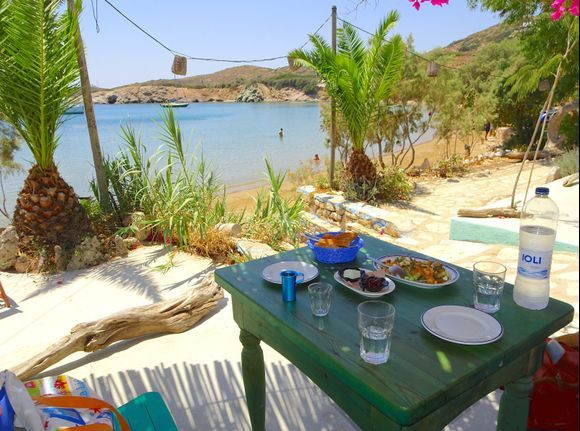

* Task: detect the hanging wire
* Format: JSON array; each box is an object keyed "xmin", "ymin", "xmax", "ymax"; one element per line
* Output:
[
  {"xmin": 103, "ymin": 0, "xmax": 330, "ymax": 63},
  {"xmin": 337, "ymin": 16, "xmax": 506, "ymax": 80},
  {"xmin": 103, "ymin": 0, "xmax": 175, "ymax": 54},
  {"xmin": 90, "ymin": 0, "xmax": 100, "ymax": 33}
]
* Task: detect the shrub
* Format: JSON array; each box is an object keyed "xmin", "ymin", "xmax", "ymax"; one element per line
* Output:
[
  {"xmin": 432, "ymin": 154, "xmax": 469, "ymax": 178},
  {"xmin": 341, "ymin": 177, "xmax": 381, "ymax": 203},
  {"xmin": 339, "ymin": 165, "xmax": 414, "ymax": 203},
  {"xmin": 379, "ymin": 166, "xmax": 414, "ymax": 202},
  {"xmin": 245, "ymin": 160, "xmax": 304, "ymax": 249},
  {"xmin": 554, "ymin": 148, "xmax": 579, "ymax": 177},
  {"xmin": 559, "ymin": 111, "xmax": 579, "ymax": 151}
]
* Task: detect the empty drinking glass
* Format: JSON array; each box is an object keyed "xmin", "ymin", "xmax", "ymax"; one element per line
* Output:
[
  {"xmin": 358, "ymin": 301, "xmax": 396, "ymax": 365},
  {"xmin": 473, "ymin": 261, "xmax": 507, "ymax": 314},
  {"xmin": 308, "ymin": 282, "xmax": 333, "ymax": 316}
]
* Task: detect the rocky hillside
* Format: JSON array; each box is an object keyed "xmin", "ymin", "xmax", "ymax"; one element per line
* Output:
[{"xmin": 92, "ymin": 66, "xmax": 322, "ymax": 104}]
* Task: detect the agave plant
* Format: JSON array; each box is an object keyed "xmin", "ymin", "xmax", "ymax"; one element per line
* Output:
[
  {"xmin": 289, "ymin": 12, "xmax": 404, "ymax": 184},
  {"xmin": 0, "ymin": 0, "xmax": 90, "ymax": 248}
]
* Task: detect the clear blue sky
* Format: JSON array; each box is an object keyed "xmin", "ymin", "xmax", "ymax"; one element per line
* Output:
[{"xmin": 81, "ymin": 0, "xmax": 500, "ymax": 88}]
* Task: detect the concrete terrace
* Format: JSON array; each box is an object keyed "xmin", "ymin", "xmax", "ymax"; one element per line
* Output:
[{"xmin": 1, "ymin": 160, "xmax": 578, "ymax": 431}]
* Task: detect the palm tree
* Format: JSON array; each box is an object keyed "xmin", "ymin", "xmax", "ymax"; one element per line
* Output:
[
  {"xmin": 0, "ymin": 0, "xmax": 90, "ymax": 248},
  {"xmin": 289, "ymin": 12, "xmax": 404, "ymax": 184}
]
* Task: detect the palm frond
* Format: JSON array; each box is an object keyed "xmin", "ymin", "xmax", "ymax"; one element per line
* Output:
[
  {"xmin": 288, "ymin": 12, "xmax": 404, "ymax": 153},
  {"xmin": 0, "ymin": 0, "xmax": 80, "ymax": 169}
]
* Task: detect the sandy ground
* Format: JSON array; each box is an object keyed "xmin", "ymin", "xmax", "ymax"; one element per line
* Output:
[{"xmin": 1, "ymin": 149, "xmax": 577, "ymax": 431}]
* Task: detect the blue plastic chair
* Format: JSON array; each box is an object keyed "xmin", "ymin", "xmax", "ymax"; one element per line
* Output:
[{"xmin": 118, "ymin": 392, "xmax": 178, "ymax": 431}]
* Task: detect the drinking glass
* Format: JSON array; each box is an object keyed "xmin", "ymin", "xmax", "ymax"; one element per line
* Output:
[
  {"xmin": 358, "ymin": 301, "xmax": 396, "ymax": 365},
  {"xmin": 308, "ymin": 282, "xmax": 333, "ymax": 317},
  {"xmin": 473, "ymin": 261, "xmax": 507, "ymax": 314}
]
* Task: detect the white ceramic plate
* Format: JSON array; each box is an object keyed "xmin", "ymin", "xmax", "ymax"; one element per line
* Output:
[
  {"xmin": 421, "ymin": 305, "xmax": 504, "ymax": 345},
  {"xmin": 333, "ymin": 269, "xmax": 395, "ymax": 298},
  {"xmin": 261, "ymin": 261, "xmax": 319, "ymax": 284},
  {"xmin": 372, "ymin": 255, "xmax": 460, "ymax": 289}
]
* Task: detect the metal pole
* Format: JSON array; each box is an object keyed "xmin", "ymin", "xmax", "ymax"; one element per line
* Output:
[
  {"xmin": 67, "ymin": 0, "xmax": 112, "ymax": 212},
  {"xmin": 329, "ymin": 5, "xmax": 337, "ymax": 188}
]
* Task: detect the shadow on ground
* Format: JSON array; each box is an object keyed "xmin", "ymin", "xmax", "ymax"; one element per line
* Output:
[
  {"xmin": 21, "ymin": 247, "xmax": 216, "ymax": 303},
  {"xmin": 84, "ymin": 360, "xmax": 359, "ymax": 431},
  {"xmin": 65, "ymin": 357, "xmax": 498, "ymax": 431}
]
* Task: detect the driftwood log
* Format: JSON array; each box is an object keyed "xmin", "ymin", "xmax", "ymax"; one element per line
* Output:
[
  {"xmin": 457, "ymin": 207, "xmax": 521, "ymax": 218},
  {"xmin": 506, "ymin": 151, "xmax": 551, "ymax": 161},
  {"xmin": 12, "ymin": 275, "xmax": 223, "ymax": 381},
  {"xmin": 563, "ymin": 173, "xmax": 579, "ymax": 187}
]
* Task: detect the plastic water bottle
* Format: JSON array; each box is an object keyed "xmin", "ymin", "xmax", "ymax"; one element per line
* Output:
[{"xmin": 513, "ymin": 187, "xmax": 559, "ymax": 310}]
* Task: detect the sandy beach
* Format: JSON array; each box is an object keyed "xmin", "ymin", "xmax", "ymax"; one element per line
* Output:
[{"xmin": 225, "ymin": 134, "xmax": 489, "ymax": 211}]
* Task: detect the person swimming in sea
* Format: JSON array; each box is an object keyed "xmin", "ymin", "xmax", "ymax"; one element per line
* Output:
[
  {"xmin": 314, "ymin": 154, "xmax": 320, "ymax": 162},
  {"xmin": 278, "ymin": 128, "xmax": 284, "ymax": 138}
]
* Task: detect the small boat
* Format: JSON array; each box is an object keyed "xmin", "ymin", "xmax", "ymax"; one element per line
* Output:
[
  {"xmin": 161, "ymin": 102, "xmax": 189, "ymax": 108},
  {"xmin": 64, "ymin": 104, "xmax": 84, "ymax": 115}
]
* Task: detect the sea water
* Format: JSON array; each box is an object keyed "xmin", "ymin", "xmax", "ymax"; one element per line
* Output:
[
  {"xmin": 514, "ymin": 225, "xmax": 557, "ymax": 310},
  {"xmin": 360, "ymin": 325, "xmax": 391, "ymax": 364},
  {"xmin": 1, "ymin": 102, "xmax": 435, "ymax": 225},
  {"xmin": 1, "ymin": 103, "xmax": 326, "ymax": 221}
]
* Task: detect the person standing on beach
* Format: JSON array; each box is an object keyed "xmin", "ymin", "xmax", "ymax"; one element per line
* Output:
[{"xmin": 484, "ymin": 121, "xmax": 491, "ymax": 140}]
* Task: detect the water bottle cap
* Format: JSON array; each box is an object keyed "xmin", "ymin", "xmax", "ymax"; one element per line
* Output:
[{"xmin": 535, "ymin": 187, "xmax": 549, "ymax": 196}]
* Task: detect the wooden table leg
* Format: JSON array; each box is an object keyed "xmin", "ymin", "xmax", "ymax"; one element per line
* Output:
[
  {"xmin": 497, "ymin": 376, "xmax": 534, "ymax": 430},
  {"xmin": 240, "ymin": 329, "xmax": 265, "ymax": 431},
  {"xmin": 497, "ymin": 345, "xmax": 543, "ymax": 430}
]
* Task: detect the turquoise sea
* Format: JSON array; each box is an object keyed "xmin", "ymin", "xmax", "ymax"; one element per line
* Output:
[
  {"xmin": 2, "ymin": 102, "xmax": 435, "ymax": 225},
  {"xmin": 2, "ymin": 102, "xmax": 328, "ymax": 220}
]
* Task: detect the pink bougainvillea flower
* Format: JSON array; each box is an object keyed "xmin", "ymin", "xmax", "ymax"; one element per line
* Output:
[
  {"xmin": 551, "ymin": 0, "xmax": 579, "ymax": 20},
  {"xmin": 409, "ymin": 0, "xmax": 449, "ymax": 10}
]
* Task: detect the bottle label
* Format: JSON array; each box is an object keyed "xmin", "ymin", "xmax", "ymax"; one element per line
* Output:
[{"xmin": 517, "ymin": 249, "xmax": 553, "ymax": 279}]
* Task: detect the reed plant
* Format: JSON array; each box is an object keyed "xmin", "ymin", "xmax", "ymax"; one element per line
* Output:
[
  {"xmin": 93, "ymin": 109, "xmax": 238, "ymax": 257},
  {"xmin": 245, "ymin": 159, "xmax": 305, "ymax": 248}
]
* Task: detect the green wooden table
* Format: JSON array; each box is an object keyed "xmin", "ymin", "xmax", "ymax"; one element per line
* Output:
[{"xmin": 214, "ymin": 235, "xmax": 574, "ymax": 431}]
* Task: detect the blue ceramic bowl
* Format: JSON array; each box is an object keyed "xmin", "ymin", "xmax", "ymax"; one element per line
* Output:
[{"xmin": 307, "ymin": 232, "xmax": 364, "ymax": 264}]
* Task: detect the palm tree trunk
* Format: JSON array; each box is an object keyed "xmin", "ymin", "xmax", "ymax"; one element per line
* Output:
[{"xmin": 67, "ymin": 0, "xmax": 112, "ymax": 213}]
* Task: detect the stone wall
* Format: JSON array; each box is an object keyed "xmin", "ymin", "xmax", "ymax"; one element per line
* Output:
[{"xmin": 298, "ymin": 186, "xmax": 400, "ymax": 238}]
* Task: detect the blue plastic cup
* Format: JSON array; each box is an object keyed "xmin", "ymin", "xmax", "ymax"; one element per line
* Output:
[{"xmin": 280, "ymin": 270, "xmax": 304, "ymax": 302}]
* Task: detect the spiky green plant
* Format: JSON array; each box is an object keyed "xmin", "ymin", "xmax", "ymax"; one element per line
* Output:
[
  {"xmin": 0, "ymin": 0, "xmax": 90, "ymax": 247},
  {"xmin": 96, "ymin": 108, "xmax": 239, "ymax": 254},
  {"xmin": 246, "ymin": 159, "xmax": 304, "ymax": 249},
  {"xmin": 289, "ymin": 12, "xmax": 404, "ymax": 184}
]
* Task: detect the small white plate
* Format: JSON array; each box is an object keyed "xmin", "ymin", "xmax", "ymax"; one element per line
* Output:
[
  {"xmin": 372, "ymin": 255, "xmax": 460, "ymax": 289},
  {"xmin": 421, "ymin": 305, "xmax": 504, "ymax": 345},
  {"xmin": 334, "ymin": 269, "xmax": 395, "ymax": 298},
  {"xmin": 261, "ymin": 261, "xmax": 319, "ymax": 284}
]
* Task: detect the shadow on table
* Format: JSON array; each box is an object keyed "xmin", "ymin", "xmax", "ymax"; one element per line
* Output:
[{"xmin": 85, "ymin": 360, "xmax": 359, "ymax": 431}]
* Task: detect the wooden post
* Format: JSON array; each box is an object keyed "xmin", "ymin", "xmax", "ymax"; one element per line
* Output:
[
  {"xmin": 329, "ymin": 5, "xmax": 337, "ymax": 188},
  {"xmin": 67, "ymin": 0, "xmax": 112, "ymax": 212}
]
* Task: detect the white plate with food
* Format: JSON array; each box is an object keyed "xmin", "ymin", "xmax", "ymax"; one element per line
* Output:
[
  {"xmin": 372, "ymin": 255, "xmax": 459, "ymax": 289},
  {"xmin": 333, "ymin": 268, "xmax": 395, "ymax": 298},
  {"xmin": 421, "ymin": 305, "xmax": 504, "ymax": 345},
  {"xmin": 261, "ymin": 261, "xmax": 319, "ymax": 284}
]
